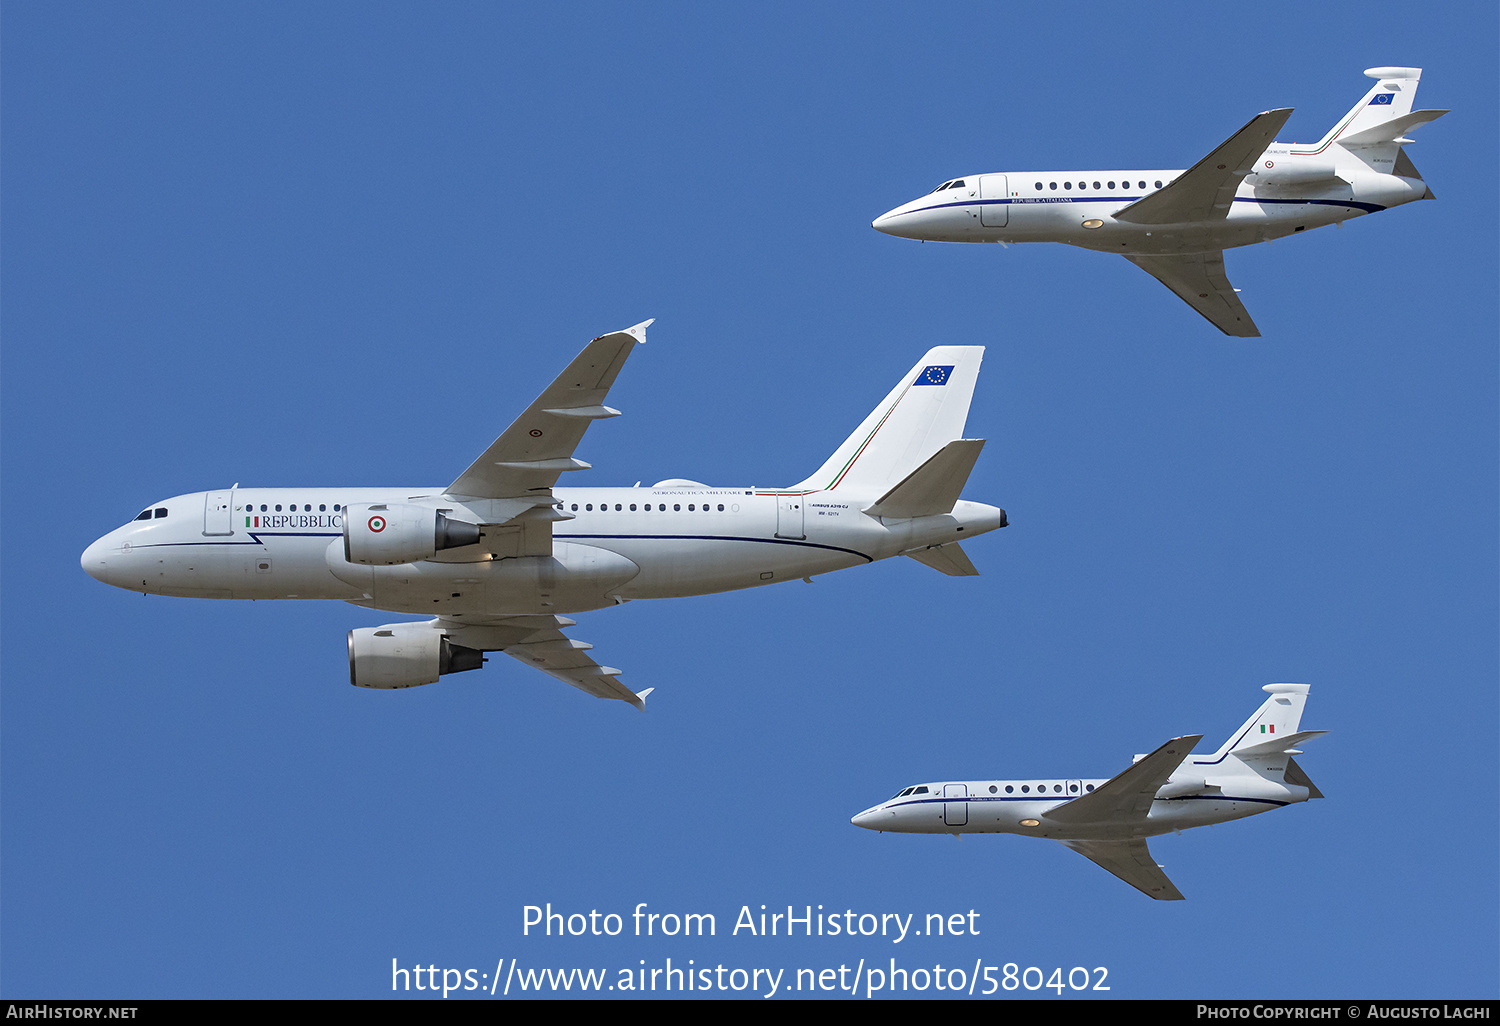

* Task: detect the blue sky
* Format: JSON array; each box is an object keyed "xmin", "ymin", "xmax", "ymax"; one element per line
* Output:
[{"xmin": 4, "ymin": 2, "xmax": 1495, "ymax": 1000}]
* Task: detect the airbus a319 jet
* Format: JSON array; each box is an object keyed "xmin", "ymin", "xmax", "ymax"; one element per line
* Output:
[
  {"xmin": 82, "ymin": 322, "xmax": 1007, "ymax": 708},
  {"xmin": 852, "ymin": 684, "xmax": 1325, "ymax": 899},
  {"xmin": 873, "ymin": 68, "xmax": 1446, "ymax": 336}
]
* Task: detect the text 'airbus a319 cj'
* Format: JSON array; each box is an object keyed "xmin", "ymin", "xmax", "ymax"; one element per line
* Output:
[
  {"xmin": 83, "ymin": 322, "xmax": 1007, "ymax": 709},
  {"xmin": 874, "ymin": 68, "xmax": 1446, "ymax": 336}
]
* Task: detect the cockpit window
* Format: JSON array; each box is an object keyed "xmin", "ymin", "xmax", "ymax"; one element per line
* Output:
[
  {"xmin": 135, "ymin": 510, "xmax": 152, "ymax": 521},
  {"xmin": 913, "ymin": 785, "xmax": 929, "ymax": 795},
  {"xmin": 135, "ymin": 507, "xmax": 168, "ymax": 521},
  {"xmin": 154, "ymin": 508, "xmax": 168, "ymax": 518},
  {"xmin": 949, "ymin": 179, "xmax": 965, "ymax": 189}
]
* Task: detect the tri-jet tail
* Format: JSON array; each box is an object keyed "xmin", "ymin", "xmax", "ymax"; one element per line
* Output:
[{"xmin": 1209, "ymin": 684, "xmax": 1328, "ymax": 791}]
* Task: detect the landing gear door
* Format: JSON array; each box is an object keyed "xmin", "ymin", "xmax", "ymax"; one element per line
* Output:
[
  {"xmin": 775, "ymin": 494, "xmax": 805, "ymax": 540},
  {"xmin": 203, "ymin": 489, "xmax": 234, "ymax": 536},
  {"xmin": 979, "ymin": 174, "xmax": 1009, "ymax": 227}
]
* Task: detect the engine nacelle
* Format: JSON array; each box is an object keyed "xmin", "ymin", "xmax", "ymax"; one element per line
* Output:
[
  {"xmin": 343, "ymin": 502, "xmax": 482, "ymax": 565},
  {"xmin": 1246, "ymin": 159, "xmax": 1344, "ymax": 188},
  {"xmin": 347, "ymin": 623, "xmax": 486, "ymax": 689}
]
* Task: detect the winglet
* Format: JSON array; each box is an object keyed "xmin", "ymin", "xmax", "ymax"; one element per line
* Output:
[
  {"xmin": 618, "ymin": 319, "xmax": 654, "ymax": 343},
  {"xmin": 629, "ymin": 686, "xmax": 655, "ymax": 711}
]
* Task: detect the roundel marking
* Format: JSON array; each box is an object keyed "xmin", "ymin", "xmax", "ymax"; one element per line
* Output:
[
  {"xmin": 1264, "ymin": 160, "xmax": 1274, "ymax": 168},
  {"xmin": 529, "ymin": 429, "xmax": 543, "ymax": 437},
  {"xmin": 368, "ymin": 515, "xmax": 387, "ymax": 533}
]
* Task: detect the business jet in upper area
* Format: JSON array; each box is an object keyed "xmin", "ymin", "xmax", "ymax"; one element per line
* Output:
[
  {"xmin": 873, "ymin": 68, "xmax": 1446, "ymax": 336},
  {"xmin": 82, "ymin": 322, "xmax": 1007, "ymax": 709},
  {"xmin": 852, "ymin": 684, "xmax": 1325, "ymax": 899}
]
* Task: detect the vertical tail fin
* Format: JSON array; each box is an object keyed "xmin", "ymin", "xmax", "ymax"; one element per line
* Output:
[
  {"xmin": 1296, "ymin": 67, "xmax": 1422, "ymax": 156},
  {"xmin": 1203, "ymin": 683, "xmax": 1312, "ymax": 761},
  {"xmin": 789, "ymin": 347, "xmax": 984, "ymax": 496}
]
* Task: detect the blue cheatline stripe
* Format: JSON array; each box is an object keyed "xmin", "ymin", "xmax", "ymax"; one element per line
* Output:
[
  {"xmin": 137, "ymin": 532, "xmax": 343, "ymax": 548},
  {"xmin": 903, "ymin": 195, "xmax": 1386, "ymax": 216},
  {"xmin": 887, "ymin": 792, "xmax": 1287, "ymax": 810}
]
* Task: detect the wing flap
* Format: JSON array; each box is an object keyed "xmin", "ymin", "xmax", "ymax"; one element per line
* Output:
[
  {"xmin": 1060, "ymin": 839, "xmax": 1185, "ymax": 900},
  {"xmin": 440, "ymin": 615, "xmax": 652, "ymax": 709},
  {"xmin": 1125, "ymin": 252, "xmax": 1260, "ymax": 337},
  {"xmin": 445, "ymin": 321, "xmax": 651, "ymax": 501},
  {"xmin": 1114, "ymin": 108, "xmax": 1293, "ymax": 225}
]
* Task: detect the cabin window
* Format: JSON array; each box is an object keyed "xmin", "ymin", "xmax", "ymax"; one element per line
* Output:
[
  {"xmin": 717, "ymin": 504, "xmax": 725, "ymax": 511},
  {"xmin": 1138, "ymin": 181, "xmax": 1146, "ymax": 189},
  {"xmin": 1063, "ymin": 182, "xmax": 1072, "ymax": 190},
  {"xmin": 1048, "ymin": 182, "xmax": 1057, "ymax": 190},
  {"xmin": 629, "ymin": 504, "xmax": 637, "ymax": 511},
  {"xmin": 988, "ymin": 785, "xmax": 997, "ymax": 793},
  {"xmin": 1005, "ymin": 785, "xmax": 1014, "ymax": 793},
  {"xmin": 570, "ymin": 504, "xmax": 579, "ymax": 511},
  {"xmin": 673, "ymin": 504, "xmax": 681, "ymax": 511},
  {"xmin": 1155, "ymin": 180, "xmax": 1163, "ymax": 188},
  {"xmin": 1086, "ymin": 784, "xmax": 1095, "ymax": 792},
  {"xmin": 1107, "ymin": 181, "xmax": 1116, "ymax": 189},
  {"xmin": 1021, "ymin": 785, "xmax": 1030, "ymax": 793},
  {"xmin": 688, "ymin": 504, "xmax": 696, "ymax": 511},
  {"xmin": 1092, "ymin": 181, "xmax": 1101, "ymax": 190},
  {"xmin": 1034, "ymin": 182, "xmax": 1043, "ymax": 190}
]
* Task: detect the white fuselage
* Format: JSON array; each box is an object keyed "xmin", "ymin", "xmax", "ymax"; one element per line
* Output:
[
  {"xmin": 81, "ymin": 486, "xmax": 1005, "ymax": 615},
  {"xmin": 851, "ymin": 759, "xmax": 1308, "ymax": 840},
  {"xmin": 872, "ymin": 154, "xmax": 1427, "ymax": 254}
]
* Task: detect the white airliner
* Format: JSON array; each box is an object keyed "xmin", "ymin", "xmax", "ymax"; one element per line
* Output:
[
  {"xmin": 852, "ymin": 684, "xmax": 1325, "ymax": 900},
  {"xmin": 81, "ymin": 322, "xmax": 1006, "ymax": 708},
  {"xmin": 873, "ymin": 68, "xmax": 1446, "ymax": 336}
]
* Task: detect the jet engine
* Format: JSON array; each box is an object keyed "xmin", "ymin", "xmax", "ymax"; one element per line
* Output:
[
  {"xmin": 1246, "ymin": 159, "xmax": 1344, "ymax": 188},
  {"xmin": 343, "ymin": 503, "xmax": 482, "ymax": 565},
  {"xmin": 347, "ymin": 623, "xmax": 485, "ymax": 689}
]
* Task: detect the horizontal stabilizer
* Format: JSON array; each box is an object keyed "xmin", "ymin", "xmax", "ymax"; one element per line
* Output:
[
  {"xmin": 1114, "ymin": 108, "xmax": 1293, "ymax": 224},
  {"xmin": 1338, "ymin": 108, "xmax": 1447, "ymax": 146},
  {"xmin": 903, "ymin": 541, "xmax": 979, "ymax": 576},
  {"xmin": 863, "ymin": 439, "xmax": 985, "ymax": 519},
  {"xmin": 1060, "ymin": 839, "xmax": 1185, "ymax": 901},
  {"xmin": 1229, "ymin": 729, "xmax": 1328, "ymax": 759},
  {"xmin": 1284, "ymin": 755, "xmax": 1323, "ymax": 799},
  {"xmin": 1045, "ymin": 735, "xmax": 1203, "ymax": 826}
]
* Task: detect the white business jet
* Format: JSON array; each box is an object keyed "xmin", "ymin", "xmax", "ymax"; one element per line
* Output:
[
  {"xmin": 81, "ymin": 322, "xmax": 1006, "ymax": 708},
  {"xmin": 852, "ymin": 684, "xmax": 1325, "ymax": 899},
  {"xmin": 873, "ymin": 68, "xmax": 1446, "ymax": 336}
]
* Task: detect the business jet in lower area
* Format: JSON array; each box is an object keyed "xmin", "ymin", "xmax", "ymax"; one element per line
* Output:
[
  {"xmin": 82, "ymin": 322, "xmax": 1007, "ymax": 709},
  {"xmin": 873, "ymin": 68, "xmax": 1445, "ymax": 336},
  {"xmin": 852, "ymin": 684, "xmax": 1325, "ymax": 899}
]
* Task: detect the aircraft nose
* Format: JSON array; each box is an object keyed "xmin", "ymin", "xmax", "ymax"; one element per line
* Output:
[
  {"xmin": 81, "ymin": 535, "xmax": 115, "ymax": 583},
  {"xmin": 872, "ymin": 208, "xmax": 906, "ymax": 237},
  {"xmin": 851, "ymin": 807, "xmax": 883, "ymax": 830}
]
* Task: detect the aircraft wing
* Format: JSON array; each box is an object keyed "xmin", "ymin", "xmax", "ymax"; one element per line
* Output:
[
  {"xmin": 440, "ymin": 615, "xmax": 654, "ymax": 710},
  {"xmin": 1059, "ymin": 839, "xmax": 1185, "ymax": 901},
  {"xmin": 1124, "ymin": 253, "xmax": 1260, "ymax": 337},
  {"xmin": 1114, "ymin": 108, "xmax": 1293, "ymax": 224},
  {"xmin": 445, "ymin": 321, "xmax": 651, "ymax": 502},
  {"xmin": 1044, "ymin": 734, "xmax": 1203, "ymax": 826}
]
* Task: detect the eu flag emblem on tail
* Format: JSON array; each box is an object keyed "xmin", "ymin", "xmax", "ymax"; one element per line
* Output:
[
  {"xmin": 914, "ymin": 365, "xmax": 953, "ymax": 386},
  {"xmin": 1368, "ymin": 93, "xmax": 1394, "ymax": 105}
]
